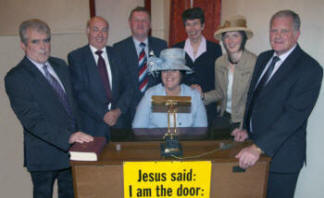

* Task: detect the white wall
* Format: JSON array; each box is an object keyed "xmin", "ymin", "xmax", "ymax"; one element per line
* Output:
[
  {"xmin": 95, "ymin": 0, "xmax": 144, "ymax": 45},
  {"xmin": 222, "ymin": 1, "xmax": 324, "ymax": 198}
]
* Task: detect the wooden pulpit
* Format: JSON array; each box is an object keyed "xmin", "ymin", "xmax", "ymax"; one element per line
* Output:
[{"xmin": 71, "ymin": 139, "xmax": 270, "ymax": 198}]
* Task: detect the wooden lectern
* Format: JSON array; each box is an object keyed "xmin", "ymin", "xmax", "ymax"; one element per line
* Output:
[{"xmin": 71, "ymin": 140, "xmax": 270, "ymax": 198}]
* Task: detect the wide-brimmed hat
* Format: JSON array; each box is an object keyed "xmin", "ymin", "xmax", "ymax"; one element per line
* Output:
[
  {"xmin": 147, "ymin": 48, "xmax": 192, "ymax": 75},
  {"xmin": 214, "ymin": 15, "xmax": 253, "ymax": 40}
]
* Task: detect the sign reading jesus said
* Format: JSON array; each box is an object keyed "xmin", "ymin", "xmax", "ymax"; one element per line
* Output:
[{"xmin": 123, "ymin": 161, "xmax": 211, "ymax": 198}]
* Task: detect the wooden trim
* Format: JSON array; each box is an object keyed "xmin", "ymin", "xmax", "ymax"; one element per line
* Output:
[{"xmin": 89, "ymin": 0, "xmax": 96, "ymax": 17}]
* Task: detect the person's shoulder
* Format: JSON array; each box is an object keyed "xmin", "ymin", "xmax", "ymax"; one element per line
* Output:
[
  {"xmin": 149, "ymin": 36, "xmax": 167, "ymax": 46},
  {"xmin": 146, "ymin": 83, "xmax": 163, "ymax": 94},
  {"xmin": 68, "ymin": 44, "xmax": 89, "ymax": 57},
  {"xmin": 5, "ymin": 59, "xmax": 25, "ymax": 78},
  {"xmin": 50, "ymin": 57, "xmax": 68, "ymax": 69},
  {"xmin": 182, "ymin": 84, "xmax": 200, "ymax": 97},
  {"xmin": 258, "ymin": 49, "xmax": 273, "ymax": 58},
  {"xmin": 296, "ymin": 46, "xmax": 322, "ymax": 73},
  {"xmin": 206, "ymin": 40, "xmax": 221, "ymax": 48},
  {"xmin": 5, "ymin": 58, "xmax": 31, "ymax": 84},
  {"xmin": 173, "ymin": 41, "xmax": 185, "ymax": 48},
  {"xmin": 243, "ymin": 50, "xmax": 257, "ymax": 61},
  {"xmin": 215, "ymin": 54, "xmax": 227, "ymax": 66},
  {"xmin": 113, "ymin": 37, "xmax": 132, "ymax": 48}
]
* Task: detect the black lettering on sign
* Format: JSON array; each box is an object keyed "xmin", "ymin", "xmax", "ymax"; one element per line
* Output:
[
  {"xmin": 171, "ymin": 169, "xmax": 193, "ymax": 181},
  {"xmin": 138, "ymin": 169, "xmax": 167, "ymax": 182},
  {"xmin": 137, "ymin": 188, "xmax": 152, "ymax": 197},
  {"xmin": 177, "ymin": 184, "xmax": 201, "ymax": 196}
]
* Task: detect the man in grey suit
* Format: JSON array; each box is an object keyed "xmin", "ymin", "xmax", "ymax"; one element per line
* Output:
[
  {"xmin": 69, "ymin": 17, "xmax": 132, "ymax": 139},
  {"xmin": 113, "ymin": 6, "xmax": 167, "ymax": 127},
  {"xmin": 5, "ymin": 19, "xmax": 93, "ymax": 198},
  {"xmin": 232, "ymin": 10, "xmax": 322, "ymax": 198}
]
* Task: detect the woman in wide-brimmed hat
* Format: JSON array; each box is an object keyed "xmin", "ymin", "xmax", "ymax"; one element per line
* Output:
[
  {"xmin": 132, "ymin": 48, "xmax": 207, "ymax": 128},
  {"xmin": 195, "ymin": 15, "xmax": 257, "ymax": 134}
]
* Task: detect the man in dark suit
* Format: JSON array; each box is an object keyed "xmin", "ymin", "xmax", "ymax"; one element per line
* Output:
[
  {"xmin": 173, "ymin": 7, "xmax": 222, "ymax": 128},
  {"xmin": 68, "ymin": 17, "xmax": 131, "ymax": 139},
  {"xmin": 113, "ymin": 6, "xmax": 167, "ymax": 126},
  {"xmin": 232, "ymin": 10, "xmax": 323, "ymax": 198},
  {"xmin": 5, "ymin": 19, "xmax": 93, "ymax": 198}
]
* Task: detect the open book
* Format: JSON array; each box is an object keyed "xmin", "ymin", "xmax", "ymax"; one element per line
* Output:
[{"xmin": 69, "ymin": 137, "xmax": 107, "ymax": 161}]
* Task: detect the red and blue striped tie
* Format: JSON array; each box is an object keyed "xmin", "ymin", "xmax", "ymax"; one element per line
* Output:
[{"xmin": 138, "ymin": 42, "xmax": 148, "ymax": 93}]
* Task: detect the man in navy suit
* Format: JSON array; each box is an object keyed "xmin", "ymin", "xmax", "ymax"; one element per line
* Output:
[
  {"xmin": 113, "ymin": 7, "xmax": 167, "ymax": 127},
  {"xmin": 68, "ymin": 17, "xmax": 132, "ymax": 139},
  {"xmin": 5, "ymin": 19, "xmax": 93, "ymax": 198},
  {"xmin": 232, "ymin": 10, "xmax": 323, "ymax": 198}
]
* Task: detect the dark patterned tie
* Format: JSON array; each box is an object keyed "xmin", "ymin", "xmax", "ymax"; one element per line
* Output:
[
  {"xmin": 95, "ymin": 50, "xmax": 112, "ymax": 100},
  {"xmin": 246, "ymin": 56, "xmax": 280, "ymax": 130},
  {"xmin": 138, "ymin": 42, "xmax": 148, "ymax": 93},
  {"xmin": 43, "ymin": 64, "xmax": 76, "ymax": 128}
]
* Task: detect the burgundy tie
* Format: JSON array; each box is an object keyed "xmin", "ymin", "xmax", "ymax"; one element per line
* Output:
[{"xmin": 95, "ymin": 50, "xmax": 112, "ymax": 100}]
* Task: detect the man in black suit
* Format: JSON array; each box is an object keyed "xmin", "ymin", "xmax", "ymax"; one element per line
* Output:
[
  {"xmin": 5, "ymin": 19, "xmax": 93, "ymax": 198},
  {"xmin": 113, "ymin": 6, "xmax": 167, "ymax": 126},
  {"xmin": 68, "ymin": 17, "xmax": 132, "ymax": 138},
  {"xmin": 232, "ymin": 10, "xmax": 323, "ymax": 198}
]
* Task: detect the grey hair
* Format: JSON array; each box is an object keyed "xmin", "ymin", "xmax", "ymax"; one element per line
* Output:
[
  {"xmin": 19, "ymin": 19, "xmax": 51, "ymax": 45},
  {"xmin": 270, "ymin": 10, "xmax": 301, "ymax": 32}
]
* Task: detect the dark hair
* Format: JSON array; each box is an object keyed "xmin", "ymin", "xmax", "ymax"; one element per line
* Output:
[
  {"xmin": 160, "ymin": 70, "xmax": 186, "ymax": 86},
  {"xmin": 129, "ymin": 6, "xmax": 151, "ymax": 21},
  {"xmin": 182, "ymin": 7, "xmax": 205, "ymax": 25},
  {"xmin": 221, "ymin": 31, "xmax": 248, "ymax": 51},
  {"xmin": 270, "ymin": 10, "xmax": 300, "ymax": 32},
  {"xmin": 19, "ymin": 19, "xmax": 50, "ymax": 45}
]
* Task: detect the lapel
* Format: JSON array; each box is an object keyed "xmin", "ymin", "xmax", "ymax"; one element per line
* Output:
[
  {"xmin": 258, "ymin": 45, "xmax": 301, "ymax": 99},
  {"xmin": 250, "ymin": 52, "xmax": 273, "ymax": 91},
  {"xmin": 126, "ymin": 37, "xmax": 140, "ymax": 83},
  {"xmin": 23, "ymin": 57, "xmax": 69, "ymax": 114},
  {"xmin": 106, "ymin": 46, "xmax": 117, "ymax": 97},
  {"xmin": 84, "ymin": 45, "xmax": 107, "ymax": 100},
  {"xmin": 260, "ymin": 45, "xmax": 301, "ymax": 99}
]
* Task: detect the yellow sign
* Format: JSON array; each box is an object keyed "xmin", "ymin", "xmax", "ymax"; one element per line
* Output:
[{"xmin": 123, "ymin": 161, "xmax": 211, "ymax": 198}]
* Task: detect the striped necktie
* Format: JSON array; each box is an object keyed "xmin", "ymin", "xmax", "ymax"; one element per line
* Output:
[
  {"xmin": 43, "ymin": 64, "xmax": 76, "ymax": 128},
  {"xmin": 138, "ymin": 42, "xmax": 148, "ymax": 93}
]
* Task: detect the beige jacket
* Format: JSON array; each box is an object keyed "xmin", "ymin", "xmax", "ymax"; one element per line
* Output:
[{"xmin": 204, "ymin": 50, "xmax": 257, "ymax": 125}]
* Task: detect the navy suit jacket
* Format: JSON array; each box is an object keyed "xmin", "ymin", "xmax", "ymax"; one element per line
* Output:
[
  {"xmin": 68, "ymin": 45, "xmax": 132, "ymax": 138},
  {"xmin": 5, "ymin": 57, "xmax": 78, "ymax": 171},
  {"xmin": 244, "ymin": 45, "xmax": 323, "ymax": 173},
  {"xmin": 113, "ymin": 36, "xmax": 167, "ymax": 125}
]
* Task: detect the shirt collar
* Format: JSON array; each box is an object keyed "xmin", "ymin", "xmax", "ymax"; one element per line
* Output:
[
  {"xmin": 184, "ymin": 36, "xmax": 207, "ymax": 61},
  {"xmin": 89, "ymin": 45, "xmax": 107, "ymax": 55},
  {"xmin": 132, "ymin": 37, "xmax": 148, "ymax": 47},
  {"xmin": 273, "ymin": 44, "xmax": 297, "ymax": 62}
]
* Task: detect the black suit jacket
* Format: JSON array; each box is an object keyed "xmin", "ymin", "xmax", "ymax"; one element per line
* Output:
[
  {"xmin": 68, "ymin": 45, "xmax": 132, "ymax": 138},
  {"xmin": 113, "ymin": 36, "xmax": 167, "ymax": 125},
  {"xmin": 244, "ymin": 45, "xmax": 323, "ymax": 173},
  {"xmin": 5, "ymin": 57, "xmax": 78, "ymax": 171}
]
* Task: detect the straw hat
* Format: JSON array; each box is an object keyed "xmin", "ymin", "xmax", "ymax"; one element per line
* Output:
[
  {"xmin": 147, "ymin": 48, "xmax": 192, "ymax": 74},
  {"xmin": 214, "ymin": 15, "xmax": 253, "ymax": 40}
]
